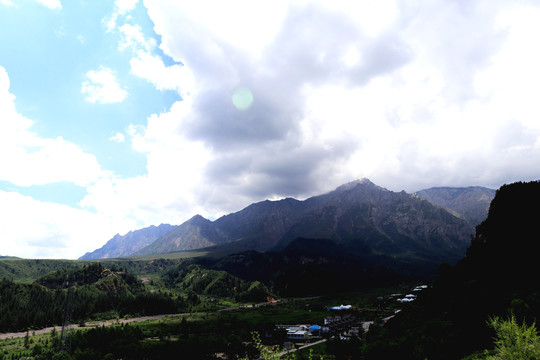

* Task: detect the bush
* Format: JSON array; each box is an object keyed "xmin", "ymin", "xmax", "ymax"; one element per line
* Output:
[{"xmin": 472, "ymin": 315, "xmax": 540, "ymax": 360}]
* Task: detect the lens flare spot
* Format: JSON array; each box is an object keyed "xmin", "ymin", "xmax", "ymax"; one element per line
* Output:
[{"xmin": 232, "ymin": 87, "xmax": 254, "ymax": 110}]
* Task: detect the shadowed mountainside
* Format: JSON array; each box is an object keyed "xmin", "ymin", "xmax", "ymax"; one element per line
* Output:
[{"xmin": 207, "ymin": 237, "xmax": 404, "ymax": 296}]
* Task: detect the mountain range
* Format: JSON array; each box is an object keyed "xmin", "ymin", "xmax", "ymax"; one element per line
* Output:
[
  {"xmin": 80, "ymin": 224, "xmax": 176, "ymax": 260},
  {"xmin": 414, "ymin": 186, "xmax": 496, "ymax": 226},
  {"xmin": 81, "ymin": 179, "xmax": 495, "ymax": 267}
]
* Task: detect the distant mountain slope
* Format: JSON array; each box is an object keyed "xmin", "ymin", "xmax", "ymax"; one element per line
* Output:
[
  {"xmin": 134, "ymin": 215, "xmax": 231, "ymax": 256},
  {"xmin": 135, "ymin": 197, "xmax": 314, "ymax": 256},
  {"xmin": 211, "ymin": 197, "xmax": 309, "ymax": 252},
  {"xmin": 79, "ymin": 224, "xmax": 176, "ymax": 260},
  {"xmin": 415, "ymin": 186, "xmax": 495, "ymax": 226},
  {"xmin": 133, "ymin": 179, "xmax": 473, "ymax": 266}
]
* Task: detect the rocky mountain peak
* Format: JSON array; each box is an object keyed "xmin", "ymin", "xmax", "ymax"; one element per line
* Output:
[
  {"xmin": 186, "ymin": 214, "xmax": 211, "ymax": 225},
  {"xmin": 334, "ymin": 178, "xmax": 376, "ymax": 192},
  {"xmin": 79, "ymin": 223, "xmax": 177, "ymax": 260}
]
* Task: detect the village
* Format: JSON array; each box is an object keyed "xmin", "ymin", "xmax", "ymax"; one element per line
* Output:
[{"xmin": 262, "ymin": 285, "xmax": 428, "ymax": 353}]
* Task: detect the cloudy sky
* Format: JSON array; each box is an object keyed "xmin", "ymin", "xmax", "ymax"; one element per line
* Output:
[{"xmin": 1, "ymin": 0, "xmax": 539, "ymax": 259}]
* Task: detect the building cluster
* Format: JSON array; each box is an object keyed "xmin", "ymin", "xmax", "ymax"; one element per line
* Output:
[
  {"xmin": 276, "ymin": 313, "xmax": 369, "ymax": 343},
  {"xmin": 275, "ymin": 324, "xmax": 325, "ymax": 341},
  {"xmin": 324, "ymin": 313, "xmax": 368, "ymax": 339},
  {"xmin": 273, "ymin": 286, "xmax": 429, "ymax": 347},
  {"xmin": 391, "ymin": 284, "xmax": 428, "ymax": 303}
]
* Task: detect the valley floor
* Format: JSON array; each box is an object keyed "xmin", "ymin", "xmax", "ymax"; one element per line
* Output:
[
  {"xmin": 0, "ymin": 285, "xmax": 419, "ymax": 359},
  {"xmin": 0, "ymin": 296, "xmax": 322, "ymax": 341},
  {"xmin": 0, "ymin": 313, "xmax": 188, "ymax": 341}
]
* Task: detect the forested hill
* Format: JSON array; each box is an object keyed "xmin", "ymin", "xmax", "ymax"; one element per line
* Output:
[
  {"xmin": 363, "ymin": 181, "xmax": 540, "ymax": 359},
  {"xmin": 0, "ymin": 264, "xmax": 155, "ymax": 332},
  {"xmin": 0, "ymin": 259, "xmax": 81, "ymax": 283},
  {"xmin": 209, "ymin": 237, "xmax": 405, "ymax": 297},
  {"xmin": 0, "ymin": 261, "xmax": 271, "ymax": 333}
]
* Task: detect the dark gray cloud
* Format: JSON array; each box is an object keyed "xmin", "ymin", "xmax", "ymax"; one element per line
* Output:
[
  {"xmin": 186, "ymin": 85, "xmax": 301, "ymax": 150},
  {"xmin": 170, "ymin": 3, "xmax": 412, "ymax": 207},
  {"xmin": 178, "ymin": 2, "xmax": 411, "ymax": 149},
  {"xmin": 141, "ymin": 0, "xmax": 540, "ymax": 219},
  {"xmin": 200, "ymin": 137, "xmax": 359, "ymax": 212}
]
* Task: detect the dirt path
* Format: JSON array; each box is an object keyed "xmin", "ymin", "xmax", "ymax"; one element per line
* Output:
[{"xmin": 0, "ymin": 313, "xmax": 189, "ymax": 341}]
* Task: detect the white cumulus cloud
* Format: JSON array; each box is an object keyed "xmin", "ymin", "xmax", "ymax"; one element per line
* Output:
[
  {"xmin": 36, "ymin": 0, "xmax": 61, "ymax": 10},
  {"xmin": 0, "ymin": 66, "xmax": 134, "ymax": 259},
  {"xmin": 0, "ymin": 66, "xmax": 103, "ymax": 187},
  {"xmin": 81, "ymin": 66, "xmax": 128, "ymax": 104},
  {"xmin": 104, "ymin": 0, "xmax": 139, "ymax": 32},
  {"xmin": 115, "ymin": 0, "xmax": 138, "ymax": 14},
  {"xmin": 130, "ymin": 51, "xmax": 194, "ymax": 96},
  {"xmin": 0, "ymin": 190, "xmax": 135, "ymax": 259},
  {"xmin": 81, "ymin": 99, "xmax": 213, "ymax": 224},
  {"xmin": 109, "ymin": 132, "xmax": 126, "ymax": 143},
  {"xmin": 118, "ymin": 23, "xmax": 156, "ymax": 52}
]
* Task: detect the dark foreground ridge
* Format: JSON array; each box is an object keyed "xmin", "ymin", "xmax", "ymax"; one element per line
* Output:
[{"xmin": 362, "ymin": 181, "xmax": 540, "ymax": 359}]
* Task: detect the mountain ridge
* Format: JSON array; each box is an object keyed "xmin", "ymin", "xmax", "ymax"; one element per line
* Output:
[
  {"xmin": 85, "ymin": 179, "xmax": 482, "ymax": 270},
  {"xmin": 134, "ymin": 215, "xmax": 231, "ymax": 255},
  {"xmin": 415, "ymin": 186, "xmax": 495, "ymax": 226},
  {"xmin": 272, "ymin": 179, "xmax": 472, "ymax": 263},
  {"xmin": 81, "ymin": 179, "xmax": 496, "ymax": 269},
  {"xmin": 79, "ymin": 223, "xmax": 176, "ymax": 260}
]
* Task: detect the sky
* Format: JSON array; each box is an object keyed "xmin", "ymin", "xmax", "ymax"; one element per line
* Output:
[{"xmin": 1, "ymin": 0, "xmax": 540, "ymax": 259}]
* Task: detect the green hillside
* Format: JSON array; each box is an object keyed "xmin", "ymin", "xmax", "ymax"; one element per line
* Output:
[{"xmin": 0, "ymin": 258, "xmax": 82, "ymax": 283}]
